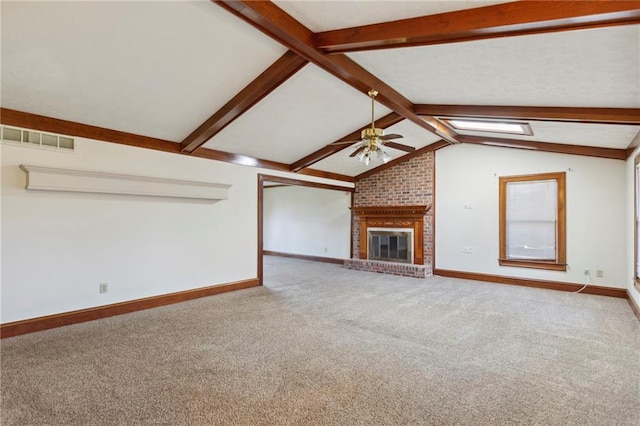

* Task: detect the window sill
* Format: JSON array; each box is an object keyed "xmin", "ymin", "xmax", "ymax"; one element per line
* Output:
[{"xmin": 498, "ymin": 258, "xmax": 567, "ymax": 271}]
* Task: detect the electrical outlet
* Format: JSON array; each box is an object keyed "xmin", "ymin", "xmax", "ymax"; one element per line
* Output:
[
  {"xmin": 583, "ymin": 269, "xmax": 590, "ymax": 276},
  {"xmin": 462, "ymin": 246, "xmax": 473, "ymax": 254},
  {"xmin": 99, "ymin": 282, "xmax": 108, "ymax": 294},
  {"xmin": 324, "ymin": 247, "xmax": 328, "ymax": 253},
  {"xmin": 596, "ymin": 270, "xmax": 603, "ymax": 278}
]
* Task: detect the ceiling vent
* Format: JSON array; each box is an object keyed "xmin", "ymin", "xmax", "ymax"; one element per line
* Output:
[{"xmin": 2, "ymin": 125, "xmax": 74, "ymax": 152}]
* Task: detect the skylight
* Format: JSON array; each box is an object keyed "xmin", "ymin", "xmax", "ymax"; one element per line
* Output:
[{"xmin": 443, "ymin": 119, "xmax": 533, "ymax": 136}]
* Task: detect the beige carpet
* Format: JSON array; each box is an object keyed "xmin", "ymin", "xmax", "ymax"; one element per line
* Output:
[{"xmin": 2, "ymin": 256, "xmax": 639, "ymax": 425}]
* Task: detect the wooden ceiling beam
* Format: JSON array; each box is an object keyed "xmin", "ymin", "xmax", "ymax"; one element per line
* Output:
[
  {"xmin": 181, "ymin": 50, "xmax": 308, "ymax": 153},
  {"xmin": 289, "ymin": 112, "xmax": 404, "ymax": 172},
  {"xmin": 297, "ymin": 168, "xmax": 355, "ymax": 182},
  {"xmin": 414, "ymin": 105, "xmax": 640, "ymax": 125},
  {"xmin": 0, "ymin": 108, "xmax": 354, "ymax": 182},
  {"xmin": 315, "ymin": 1, "xmax": 640, "ymax": 53},
  {"xmin": 214, "ymin": 0, "xmax": 459, "ymax": 144},
  {"xmin": 458, "ymin": 135, "xmax": 627, "ymax": 160},
  {"xmin": 0, "ymin": 108, "xmax": 181, "ymax": 154},
  {"xmin": 194, "ymin": 148, "xmax": 354, "ymax": 182}
]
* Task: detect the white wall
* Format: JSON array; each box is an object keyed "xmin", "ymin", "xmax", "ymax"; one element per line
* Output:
[
  {"xmin": 626, "ymin": 141, "xmax": 640, "ymax": 307},
  {"xmin": 264, "ymin": 185, "xmax": 351, "ymax": 259},
  {"xmin": 1, "ymin": 138, "xmax": 352, "ymax": 323},
  {"xmin": 436, "ymin": 144, "xmax": 627, "ymax": 288}
]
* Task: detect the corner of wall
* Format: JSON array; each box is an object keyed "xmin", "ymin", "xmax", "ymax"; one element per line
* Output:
[{"xmin": 626, "ymin": 142, "xmax": 640, "ymax": 301}]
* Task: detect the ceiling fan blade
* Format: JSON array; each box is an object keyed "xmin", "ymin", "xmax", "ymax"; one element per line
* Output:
[
  {"xmin": 384, "ymin": 141, "xmax": 415, "ymax": 152},
  {"xmin": 379, "ymin": 133, "xmax": 404, "ymax": 140},
  {"xmin": 349, "ymin": 146, "xmax": 365, "ymax": 158},
  {"xmin": 329, "ymin": 139, "xmax": 362, "ymax": 146}
]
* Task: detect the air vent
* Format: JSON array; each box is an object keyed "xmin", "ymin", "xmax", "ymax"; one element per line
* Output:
[{"xmin": 1, "ymin": 125, "xmax": 74, "ymax": 152}]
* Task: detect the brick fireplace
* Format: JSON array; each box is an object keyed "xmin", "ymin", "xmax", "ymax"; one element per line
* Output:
[
  {"xmin": 352, "ymin": 205, "xmax": 429, "ymax": 264},
  {"xmin": 345, "ymin": 150, "xmax": 435, "ymax": 278}
]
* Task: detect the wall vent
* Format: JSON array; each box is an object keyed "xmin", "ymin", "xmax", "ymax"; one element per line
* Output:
[{"xmin": 2, "ymin": 125, "xmax": 75, "ymax": 152}]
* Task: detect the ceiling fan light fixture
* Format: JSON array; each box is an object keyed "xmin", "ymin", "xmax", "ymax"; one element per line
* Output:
[
  {"xmin": 338, "ymin": 88, "xmax": 409, "ymax": 167},
  {"xmin": 362, "ymin": 127, "xmax": 384, "ymax": 140}
]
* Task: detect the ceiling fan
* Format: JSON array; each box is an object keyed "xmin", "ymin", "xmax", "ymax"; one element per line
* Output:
[{"xmin": 331, "ymin": 89, "xmax": 415, "ymax": 166}]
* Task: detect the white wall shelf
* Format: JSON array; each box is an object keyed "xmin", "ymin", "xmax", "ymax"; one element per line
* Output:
[{"xmin": 19, "ymin": 164, "xmax": 231, "ymax": 201}]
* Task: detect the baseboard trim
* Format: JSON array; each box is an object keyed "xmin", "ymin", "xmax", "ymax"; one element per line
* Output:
[
  {"xmin": 627, "ymin": 290, "xmax": 640, "ymax": 322},
  {"xmin": 433, "ymin": 269, "xmax": 627, "ymax": 298},
  {"xmin": 264, "ymin": 250, "xmax": 345, "ymax": 265},
  {"xmin": 0, "ymin": 278, "xmax": 260, "ymax": 339}
]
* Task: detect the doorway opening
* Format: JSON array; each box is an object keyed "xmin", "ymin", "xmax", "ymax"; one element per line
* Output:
[{"xmin": 257, "ymin": 174, "xmax": 354, "ymax": 285}]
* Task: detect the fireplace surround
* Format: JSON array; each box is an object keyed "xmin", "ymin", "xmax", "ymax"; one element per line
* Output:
[
  {"xmin": 351, "ymin": 205, "xmax": 428, "ymax": 264},
  {"xmin": 346, "ymin": 205, "xmax": 431, "ymax": 278}
]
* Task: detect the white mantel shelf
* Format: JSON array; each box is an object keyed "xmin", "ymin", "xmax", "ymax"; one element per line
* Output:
[{"xmin": 19, "ymin": 164, "xmax": 231, "ymax": 201}]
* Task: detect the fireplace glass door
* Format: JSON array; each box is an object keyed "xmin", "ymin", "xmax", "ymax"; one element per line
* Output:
[{"xmin": 368, "ymin": 229, "xmax": 412, "ymax": 263}]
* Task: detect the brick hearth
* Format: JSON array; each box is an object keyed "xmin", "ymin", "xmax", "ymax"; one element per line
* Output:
[{"xmin": 344, "ymin": 259, "xmax": 431, "ymax": 278}]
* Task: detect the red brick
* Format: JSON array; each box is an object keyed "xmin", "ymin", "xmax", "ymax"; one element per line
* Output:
[{"xmin": 352, "ymin": 151, "xmax": 434, "ymax": 276}]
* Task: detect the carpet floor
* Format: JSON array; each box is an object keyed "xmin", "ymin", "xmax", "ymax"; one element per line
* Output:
[{"xmin": 1, "ymin": 256, "xmax": 639, "ymax": 425}]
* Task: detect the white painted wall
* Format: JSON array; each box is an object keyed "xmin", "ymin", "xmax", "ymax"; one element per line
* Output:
[
  {"xmin": 264, "ymin": 185, "xmax": 351, "ymax": 259},
  {"xmin": 626, "ymin": 141, "xmax": 640, "ymax": 307},
  {"xmin": 435, "ymin": 144, "xmax": 627, "ymax": 288},
  {"xmin": 1, "ymin": 138, "xmax": 352, "ymax": 323}
]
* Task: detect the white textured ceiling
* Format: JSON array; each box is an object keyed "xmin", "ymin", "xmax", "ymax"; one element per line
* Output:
[
  {"xmin": 203, "ymin": 64, "xmax": 391, "ymax": 164},
  {"xmin": 451, "ymin": 121, "xmax": 640, "ymax": 149},
  {"xmin": 274, "ymin": 0, "xmax": 510, "ymax": 32},
  {"xmin": 1, "ymin": 1, "xmax": 285, "ymax": 141},
  {"xmin": 1, "ymin": 1, "xmax": 638, "ymax": 178},
  {"xmin": 348, "ymin": 25, "xmax": 640, "ymax": 108}
]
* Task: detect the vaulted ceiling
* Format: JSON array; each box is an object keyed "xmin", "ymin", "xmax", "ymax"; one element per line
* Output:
[{"xmin": 2, "ymin": 1, "xmax": 639, "ymax": 182}]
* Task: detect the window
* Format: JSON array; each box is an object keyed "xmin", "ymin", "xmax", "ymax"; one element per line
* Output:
[
  {"xmin": 635, "ymin": 155, "xmax": 640, "ymax": 286},
  {"xmin": 499, "ymin": 172, "xmax": 566, "ymax": 271},
  {"xmin": 441, "ymin": 118, "xmax": 533, "ymax": 136}
]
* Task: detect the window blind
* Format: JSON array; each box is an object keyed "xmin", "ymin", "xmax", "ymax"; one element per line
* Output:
[{"xmin": 506, "ymin": 179, "xmax": 557, "ymax": 260}]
